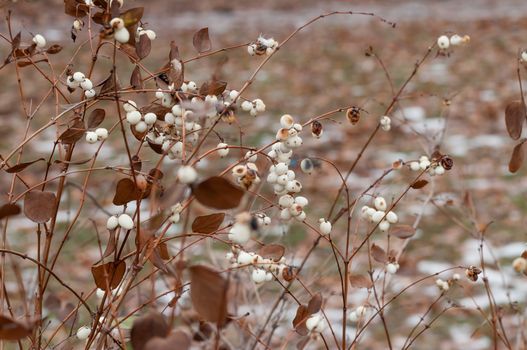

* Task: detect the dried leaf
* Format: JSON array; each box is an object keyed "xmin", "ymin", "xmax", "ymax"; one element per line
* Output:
[
  {"xmin": 46, "ymin": 44, "xmax": 63, "ymax": 54},
  {"xmin": 58, "ymin": 117, "xmax": 85, "ymax": 144},
  {"xmin": 64, "ymin": 0, "xmax": 89, "ymax": 17},
  {"xmin": 191, "ymin": 213, "xmax": 225, "ymax": 234},
  {"xmin": 192, "ymin": 27, "xmax": 211, "ymax": 53},
  {"xmin": 199, "ymin": 80, "xmax": 227, "ymax": 96},
  {"xmin": 130, "ymin": 65, "xmax": 143, "ymax": 90},
  {"xmin": 168, "ymin": 41, "xmax": 184, "ymax": 88},
  {"xmin": 5, "ymin": 158, "xmax": 44, "ymax": 173},
  {"xmin": 137, "ymin": 34, "xmax": 151, "ymax": 59},
  {"xmin": 87, "ymin": 108, "xmax": 105, "ymax": 129},
  {"xmin": 120, "ymin": 43, "xmax": 139, "ymax": 61},
  {"xmin": 189, "ymin": 265, "xmax": 228, "ymax": 326},
  {"xmin": 131, "ymin": 311, "xmax": 169, "ymax": 350},
  {"xmin": 411, "ymin": 179, "xmax": 429, "ymax": 189},
  {"xmin": 349, "ymin": 274, "xmax": 373, "ymax": 289},
  {"xmin": 23, "ymin": 191, "xmax": 56, "ymax": 223},
  {"xmin": 193, "ymin": 177, "xmax": 244, "ymax": 210},
  {"xmin": 99, "ymin": 70, "xmax": 119, "ymax": 95},
  {"xmin": 121, "ymin": 7, "xmax": 144, "ymax": 28},
  {"xmin": 257, "ymin": 244, "xmax": 285, "ymax": 262},
  {"xmin": 371, "ymin": 243, "xmax": 387, "ymax": 263},
  {"xmin": 292, "ymin": 305, "xmax": 309, "ymax": 336},
  {"xmin": 505, "ymin": 100, "xmax": 525, "ymax": 140},
  {"xmin": 509, "ymin": 139, "xmax": 527, "ymax": 173},
  {"xmin": 91, "ymin": 260, "xmax": 126, "ymax": 290},
  {"xmin": 16, "ymin": 58, "xmax": 48, "ymax": 67},
  {"xmin": 0, "ymin": 315, "xmax": 31, "ymax": 340},
  {"xmin": 113, "ymin": 178, "xmax": 146, "ymax": 205},
  {"xmin": 102, "ymin": 229, "xmax": 116, "ymax": 259},
  {"xmin": 0, "ymin": 203, "xmax": 21, "ymax": 220},
  {"xmin": 307, "ymin": 293, "xmax": 322, "ymax": 314},
  {"xmin": 144, "ymin": 331, "xmax": 191, "ymax": 350},
  {"xmin": 389, "ymin": 225, "xmax": 416, "ymax": 239}
]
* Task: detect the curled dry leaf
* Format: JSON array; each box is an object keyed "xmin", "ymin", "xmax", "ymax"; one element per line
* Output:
[
  {"xmin": 193, "ymin": 27, "xmax": 211, "ymax": 53},
  {"xmin": 137, "ymin": 34, "xmax": 151, "ymax": 60},
  {"xmin": 131, "ymin": 311, "xmax": 169, "ymax": 350},
  {"xmin": 168, "ymin": 41, "xmax": 184, "ymax": 88},
  {"xmin": 58, "ymin": 117, "xmax": 85, "ymax": 144},
  {"xmin": 371, "ymin": 243, "xmax": 387, "ymax": 263},
  {"xmin": 46, "ymin": 44, "xmax": 63, "ymax": 54},
  {"xmin": 307, "ymin": 293, "xmax": 322, "ymax": 314},
  {"xmin": 130, "ymin": 65, "xmax": 143, "ymax": 90},
  {"xmin": 411, "ymin": 179, "xmax": 429, "ymax": 189},
  {"xmin": 257, "ymin": 244, "xmax": 285, "ymax": 262},
  {"xmin": 509, "ymin": 139, "xmax": 527, "ymax": 173},
  {"xmin": 113, "ymin": 178, "xmax": 148, "ymax": 205},
  {"xmin": 0, "ymin": 315, "xmax": 32, "ymax": 340},
  {"xmin": 91, "ymin": 260, "xmax": 126, "ymax": 291},
  {"xmin": 199, "ymin": 80, "xmax": 227, "ymax": 96},
  {"xmin": 23, "ymin": 191, "xmax": 56, "ymax": 223},
  {"xmin": 87, "ymin": 108, "xmax": 105, "ymax": 129},
  {"xmin": 189, "ymin": 265, "xmax": 228, "ymax": 327},
  {"xmin": 192, "ymin": 176, "xmax": 244, "ymax": 210},
  {"xmin": 120, "ymin": 7, "xmax": 144, "ymax": 28},
  {"xmin": 389, "ymin": 225, "xmax": 416, "ymax": 239},
  {"xmin": 144, "ymin": 331, "xmax": 191, "ymax": 350},
  {"xmin": 5, "ymin": 158, "xmax": 45, "ymax": 173},
  {"xmin": 292, "ymin": 304, "xmax": 309, "ymax": 336},
  {"xmin": 505, "ymin": 100, "xmax": 526, "ymax": 140},
  {"xmin": 0, "ymin": 203, "xmax": 21, "ymax": 220},
  {"xmin": 191, "ymin": 213, "xmax": 225, "ymax": 234},
  {"xmin": 349, "ymin": 274, "xmax": 373, "ymax": 289}
]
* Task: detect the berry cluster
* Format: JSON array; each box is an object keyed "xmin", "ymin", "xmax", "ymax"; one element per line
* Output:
[
  {"xmin": 379, "ymin": 115, "xmax": 391, "ymax": 131},
  {"xmin": 437, "ymin": 33, "xmax": 470, "ymax": 50},
  {"xmin": 305, "ymin": 313, "xmax": 326, "ymax": 333},
  {"xmin": 106, "ymin": 213, "xmax": 134, "ymax": 231},
  {"xmin": 360, "ymin": 196, "xmax": 398, "ymax": 232},
  {"xmin": 226, "ymin": 247, "xmax": 289, "ymax": 284},
  {"xmin": 241, "ymin": 98, "xmax": 266, "ymax": 116},
  {"xmin": 66, "ymin": 71, "xmax": 96, "ymax": 98},
  {"xmin": 85, "ymin": 128, "xmax": 109, "ymax": 144},
  {"xmin": 247, "ymin": 36, "xmax": 278, "ymax": 56},
  {"xmin": 409, "ymin": 155, "xmax": 446, "ymax": 176}
]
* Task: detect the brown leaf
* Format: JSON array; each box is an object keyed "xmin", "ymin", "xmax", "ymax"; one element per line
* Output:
[
  {"xmin": 0, "ymin": 203, "xmax": 21, "ymax": 220},
  {"xmin": 137, "ymin": 34, "xmax": 151, "ymax": 60},
  {"xmin": 0, "ymin": 315, "xmax": 31, "ymax": 340},
  {"xmin": 307, "ymin": 293, "xmax": 322, "ymax": 314},
  {"xmin": 121, "ymin": 7, "xmax": 144, "ymax": 27},
  {"xmin": 5, "ymin": 158, "xmax": 44, "ymax": 173},
  {"xmin": 58, "ymin": 117, "xmax": 85, "ymax": 144},
  {"xmin": 509, "ymin": 139, "xmax": 527, "ymax": 173},
  {"xmin": 64, "ymin": 0, "xmax": 89, "ymax": 17},
  {"xmin": 389, "ymin": 225, "xmax": 416, "ymax": 239},
  {"xmin": 191, "ymin": 213, "xmax": 225, "ymax": 234},
  {"xmin": 130, "ymin": 65, "xmax": 143, "ymax": 90},
  {"xmin": 505, "ymin": 100, "xmax": 525, "ymax": 140},
  {"xmin": 292, "ymin": 305, "xmax": 309, "ymax": 336},
  {"xmin": 199, "ymin": 80, "xmax": 227, "ymax": 96},
  {"xmin": 119, "ymin": 43, "xmax": 139, "ymax": 61},
  {"xmin": 411, "ymin": 179, "xmax": 429, "ymax": 189},
  {"xmin": 189, "ymin": 265, "xmax": 228, "ymax": 326},
  {"xmin": 349, "ymin": 274, "xmax": 373, "ymax": 289},
  {"xmin": 87, "ymin": 108, "xmax": 105, "ymax": 129},
  {"xmin": 16, "ymin": 58, "xmax": 48, "ymax": 67},
  {"xmin": 192, "ymin": 27, "xmax": 211, "ymax": 53},
  {"xmin": 193, "ymin": 177, "xmax": 244, "ymax": 210},
  {"xmin": 371, "ymin": 243, "xmax": 387, "ymax": 263},
  {"xmin": 46, "ymin": 44, "xmax": 63, "ymax": 54},
  {"xmin": 99, "ymin": 70, "xmax": 119, "ymax": 95},
  {"xmin": 102, "ymin": 229, "xmax": 117, "ymax": 259},
  {"xmin": 144, "ymin": 331, "xmax": 191, "ymax": 350},
  {"xmin": 113, "ymin": 178, "xmax": 146, "ymax": 205},
  {"xmin": 131, "ymin": 311, "xmax": 169, "ymax": 350},
  {"xmin": 23, "ymin": 191, "xmax": 56, "ymax": 223},
  {"xmin": 257, "ymin": 244, "xmax": 285, "ymax": 262},
  {"xmin": 168, "ymin": 41, "xmax": 184, "ymax": 88},
  {"xmin": 91, "ymin": 260, "xmax": 126, "ymax": 290}
]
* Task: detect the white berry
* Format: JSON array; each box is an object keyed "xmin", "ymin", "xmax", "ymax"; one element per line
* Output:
[{"xmin": 118, "ymin": 214, "xmax": 134, "ymax": 230}]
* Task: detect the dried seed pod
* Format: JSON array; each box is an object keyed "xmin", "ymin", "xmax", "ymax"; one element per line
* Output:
[
  {"xmin": 346, "ymin": 106, "xmax": 361, "ymax": 125},
  {"xmin": 311, "ymin": 120, "xmax": 323, "ymax": 138},
  {"xmin": 440, "ymin": 156, "xmax": 454, "ymax": 170},
  {"xmin": 465, "ymin": 265, "xmax": 481, "ymax": 282}
]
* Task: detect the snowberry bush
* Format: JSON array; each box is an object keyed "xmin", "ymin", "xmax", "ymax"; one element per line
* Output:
[{"xmin": 0, "ymin": 1, "xmax": 520, "ymax": 349}]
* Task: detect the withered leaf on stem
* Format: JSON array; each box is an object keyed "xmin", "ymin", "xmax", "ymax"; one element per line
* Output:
[
  {"xmin": 307, "ymin": 293, "xmax": 322, "ymax": 314},
  {"xmin": 91, "ymin": 260, "xmax": 126, "ymax": 291},
  {"xmin": 505, "ymin": 100, "xmax": 526, "ymax": 140},
  {"xmin": 257, "ymin": 244, "xmax": 285, "ymax": 262},
  {"xmin": 16, "ymin": 58, "xmax": 48, "ymax": 67},
  {"xmin": 131, "ymin": 311, "xmax": 169, "ymax": 350},
  {"xmin": 23, "ymin": 191, "xmax": 56, "ymax": 223},
  {"xmin": 189, "ymin": 265, "xmax": 228, "ymax": 327},
  {"xmin": 411, "ymin": 179, "xmax": 428, "ymax": 189},
  {"xmin": 199, "ymin": 80, "xmax": 227, "ymax": 96},
  {"xmin": 46, "ymin": 44, "xmax": 63, "ymax": 54},
  {"xmin": 113, "ymin": 178, "xmax": 147, "ymax": 205},
  {"xmin": 192, "ymin": 27, "xmax": 212, "ymax": 53},
  {"xmin": 389, "ymin": 225, "xmax": 416, "ymax": 239},
  {"xmin": 86, "ymin": 108, "xmax": 105, "ymax": 129},
  {"xmin": 130, "ymin": 65, "xmax": 143, "ymax": 90},
  {"xmin": 58, "ymin": 117, "xmax": 85, "ymax": 144},
  {"xmin": 120, "ymin": 7, "xmax": 144, "ymax": 27},
  {"xmin": 509, "ymin": 139, "xmax": 527, "ymax": 173},
  {"xmin": 136, "ymin": 34, "xmax": 151, "ymax": 59},
  {"xmin": 292, "ymin": 304, "xmax": 309, "ymax": 336},
  {"xmin": 191, "ymin": 213, "xmax": 225, "ymax": 234},
  {"xmin": 349, "ymin": 274, "xmax": 373, "ymax": 289},
  {"xmin": 5, "ymin": 158, "xmax": 45, "ymax": 173},
  {"xmin": 0, "ymin": 203, "xmax": 21, "ymax": 220},
  {"xmin": 168, "ymin": 41, "xmax": 184, "ymax": 88},
  {"xmin": 371, "ymin": 243, "xmax": 387, "ymax": 263},
  {"xmin": 192, "ymin": 176, "xmax": 244, "ymax": 210},
  {"xmin": 64, "ymin": 0, "xmax": 89, "ymax": 18},
  {"xmin": 0, "ymin": 315, "xmax": 32, "ymax": 340},
  {"xmin": 144, "ymin": 331, "xmax": 191, "ymax": 350}
]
